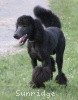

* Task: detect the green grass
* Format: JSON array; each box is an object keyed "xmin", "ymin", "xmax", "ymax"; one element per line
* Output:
[{"xmin": 0, "ymin": 0, "xmax": 78, "ymax": 99}]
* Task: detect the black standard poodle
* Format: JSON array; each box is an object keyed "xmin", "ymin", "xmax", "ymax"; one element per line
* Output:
[{"xmin": 13, "ymin": 6, "xmax": 67, "ymax": 88}]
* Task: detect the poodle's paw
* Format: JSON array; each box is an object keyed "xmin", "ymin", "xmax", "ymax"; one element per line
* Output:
[
  {"xmin": 29, "ymin": 80, "xmax": 45, "ymax": 88},
  {"xmin": 55, "ymin": 73, "xmax": 67, "ymax": 85}
]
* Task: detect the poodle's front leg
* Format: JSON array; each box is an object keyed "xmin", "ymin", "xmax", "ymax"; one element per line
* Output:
[
  {"xmin": 31, "ymin": 58, "xmax": 37, "ymax": 69},
  {"xmin": 39, "ymin": 49, "xmax": 51, "ymax": 67},
  {"xmin": 40, "ymin": 49, "xmax": 53, "ymax": 80},
  {"xmin": 29, "ymin": 58, "xmax": 37, "ymax": 87},
  {"xmin": 30, "ymin": 49, "xmax": 53, "ymax": 88}
]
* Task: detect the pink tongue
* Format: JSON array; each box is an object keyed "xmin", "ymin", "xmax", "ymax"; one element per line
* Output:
[
  {"xmin": 18, "ymin": 35, "xmax": 27, "ymax": 46},
  {"xmin": 19, "ymin": 36, "xmax": 24, "ymax": 43}
]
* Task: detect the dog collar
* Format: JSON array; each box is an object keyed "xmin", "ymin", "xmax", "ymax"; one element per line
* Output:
[{"xmin": 28, "ymin": 40, "xmax": 34, "ymax": 43}]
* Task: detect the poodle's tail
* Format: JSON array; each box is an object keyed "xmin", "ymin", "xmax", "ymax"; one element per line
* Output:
[{"xmin": 34, "ymin": 6, "xmax": 61, "ymax": 28}]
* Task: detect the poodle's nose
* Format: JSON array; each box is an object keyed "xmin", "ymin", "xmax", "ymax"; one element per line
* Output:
[{"xmin": 13, "ymin": 34, "xmax": 19, "ymax": 39}]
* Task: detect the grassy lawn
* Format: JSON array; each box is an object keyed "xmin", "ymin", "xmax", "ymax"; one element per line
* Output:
[{"xmin": 0, "ymin": 0, "xmax": 78, "ymax": 100}]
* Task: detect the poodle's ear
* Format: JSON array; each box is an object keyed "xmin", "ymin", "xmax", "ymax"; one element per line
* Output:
[{"xmin": 34, "ymin": 19, "xmax": 44, "ymax": 43}]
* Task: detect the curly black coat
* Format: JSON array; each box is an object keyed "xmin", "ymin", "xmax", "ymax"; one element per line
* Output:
[{"xmin": 13, "ymin": 6, "xmax": 67, "ymax": 88}]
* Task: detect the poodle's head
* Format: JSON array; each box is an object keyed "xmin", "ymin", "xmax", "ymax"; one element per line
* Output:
[{"xmin": 13, "ymin": 15, "xmax": 35, "ymax": 41}]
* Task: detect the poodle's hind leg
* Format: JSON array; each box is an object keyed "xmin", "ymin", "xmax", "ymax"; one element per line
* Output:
[
  {"xmin": 50, "ymin": 56, "xmax": 56, "ymax": 80},
  {"xmin": 55, "ymin": 52, "xmax": 67, "ymax": 85},
  {"xmin": 55, "ymin": 40, "xmax": 67, "ymax": 85}
]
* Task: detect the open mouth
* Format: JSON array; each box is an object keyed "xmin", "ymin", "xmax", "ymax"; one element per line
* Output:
[
  {"xmin": 19, "ymin": 35, "xmax": 28, "ymax": 46},
  {"xmin": 13, "ymin": 33, "xmax": 28, "ymax": 46}
]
